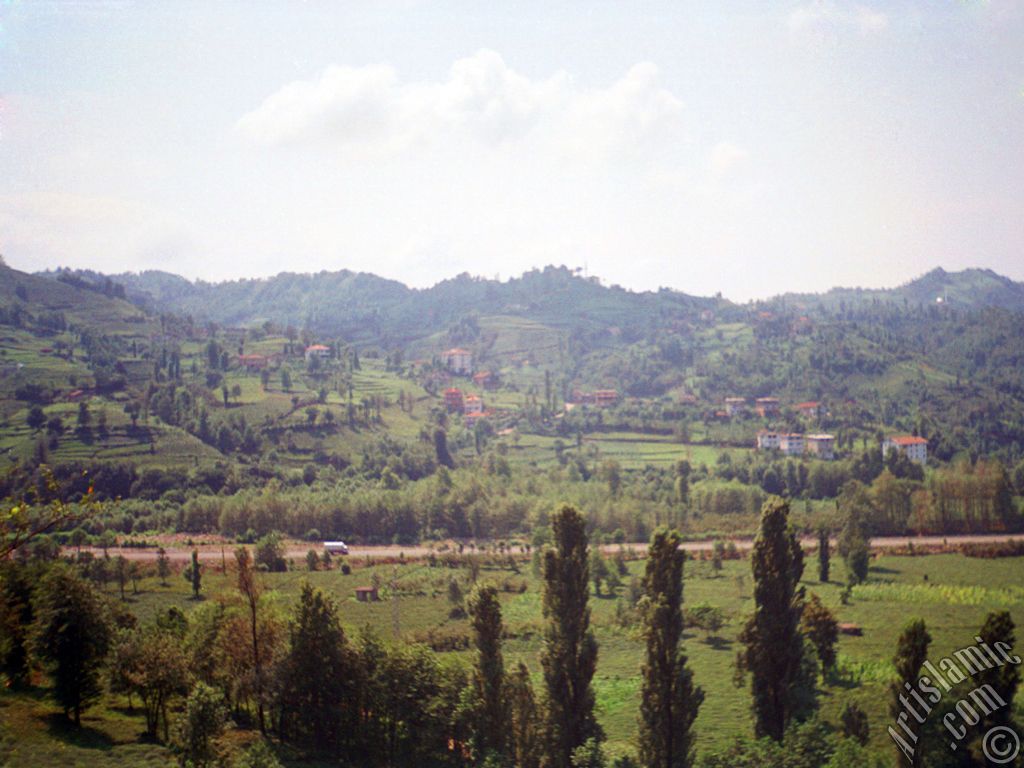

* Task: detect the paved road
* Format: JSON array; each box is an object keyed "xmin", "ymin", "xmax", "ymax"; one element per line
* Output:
[{"xmin": 68, "ymin": 533, "xmax": 1024, "ymax": 564}]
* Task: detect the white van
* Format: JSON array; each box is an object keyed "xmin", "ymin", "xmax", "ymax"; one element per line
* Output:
[{"xmin": 324, "ymin": 541, "xmax": 350, "ymax": 555}]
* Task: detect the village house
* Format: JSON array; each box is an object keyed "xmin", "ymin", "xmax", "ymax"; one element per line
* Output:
[
  {"xmin": 795, "ymin": 401, "xmax": 820, "ymax": 419},
  {"xmin": 779, "ymin": 433, "xmax": 805, "ymax": 456},
  {"xmin": 724, "ymin": 397, "xmax": 747, "ymax": 417},
  {"xmin": 444, "ymin": 388, "xmax": 464, "ymax": 413},
  {"xmin": 593, "ymin": 389, "xmax": 619, "ymax": 408},
  {"xmin": 756, "ymin": 430, "xmax": 781, "ymax": 450},
  {"xmin": 442, "ymin": 348, "xmax": 473, "ymax": 375},
  {"xmin": 883, "ymin": 435, "xmax": 928, "ymax": 465},
  {"xmin": 473, "ymin": 370, "xmax": 500, "ymax": 390},
  {"xmin": 304, "ymin": 344, "xmax": 331, "ymax": 362},
  {"xmin": 805, "ymin": 434, "xmax": 835, "ymax": 460},
  {"xmin": 463, "ymin": 394, "xmax": 484, "ymax": 415},
  {"xmin": 755, "ymin": 397, "xmax": 780, "ymax": 417},
  {"xmin": 237, "ymin": 353, "xmax": 269, "ymax": 371}
]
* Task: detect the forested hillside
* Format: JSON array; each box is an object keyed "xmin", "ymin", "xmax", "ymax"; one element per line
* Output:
[{"xmin": 1, "ymin": 260, "xmax": 1022, "ymax": 545}]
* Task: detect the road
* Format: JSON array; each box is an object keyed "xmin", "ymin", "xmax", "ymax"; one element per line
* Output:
[{"xmin": 67, "ymin": 533, "xmax": 1024, "ymax": 565}]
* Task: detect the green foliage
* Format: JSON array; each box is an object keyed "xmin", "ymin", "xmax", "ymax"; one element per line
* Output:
[
  {"xmin": 800, "ymin": 593, "xmax": 838, "ymax": 673},
  {"xmin": 638, "ymin": 527, "xmax": 704, "ymax": 768},
  {"xmin": 888, "ymin": 619, "xmax": 931, "ymax": 767},
  {"xmin": 276, "ymin": 582, "xmax": 359, "ymax": 753},
  {"xmin": 541, "ymin": 504, "xmax": 602, "ymax": 767},
  {"xmin": 736, "ymin": 498, "xmax": 808, "ymax": 742},
  {"xmin": 468, "ymin": 584, "xmax": 509, "ymax": 758},
  {"xmin": 30, "ymin": 564, "xmax": 112, "ymax": 725},
  {"xmin": 172, "ymin": 681, "xmax": 227, "ymax": 768}
]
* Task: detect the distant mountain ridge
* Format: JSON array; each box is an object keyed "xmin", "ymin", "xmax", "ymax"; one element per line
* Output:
[
  {"xmin": 32, "ymin": 264, "xmax": 1024, "ymax": 342},
  {"xmin": 773, "ymin": 267, "xmax": 1024, "ymax": 313}
]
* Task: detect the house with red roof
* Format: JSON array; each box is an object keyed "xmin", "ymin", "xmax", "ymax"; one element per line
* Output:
[{"xmin": 883, "ymin": 435, "xmax": 928, "ymax": 465}]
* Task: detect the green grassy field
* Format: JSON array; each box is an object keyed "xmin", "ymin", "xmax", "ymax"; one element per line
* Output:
[
  {"xmin": 506, "ymin": 431, "xmax": 753, "ymax": 471},
  {"xmin": 2, "ymin": 550, "xmax": 1021, "ymax": 766}
]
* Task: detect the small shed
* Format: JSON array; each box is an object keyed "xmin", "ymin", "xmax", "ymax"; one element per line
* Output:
[{"xmin": 355, "ymin": 586, "xmax": 379, "ymax": 603}]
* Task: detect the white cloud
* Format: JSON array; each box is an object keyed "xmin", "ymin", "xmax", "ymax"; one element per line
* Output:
[
  {"xmin": 236, "ymin": 50, "xmax": 683, "ymax": 163},
  {"xmin": 708, "ymin": 141, "xmax": 748, "ymax": 177},
  {"xmin": 788, "ymin": 2, "xmax": 889, "ymax": 37}
]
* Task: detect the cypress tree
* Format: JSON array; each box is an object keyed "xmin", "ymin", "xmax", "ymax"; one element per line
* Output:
[
  {"xmin": 638, "ymin": 527, "xmax": 704, "ymax": 768},
  {"xmin": 888, "ymin": 619, "xmax": 930, "ymax": 767},
  {"xmin": 816, "ymin": 527, "xmax": 830, "ymax": 583},
  {"xmin": 190, "ymin": 550, "xmax": 201, "ymax": 599},
  {"xmin": 976, "ymin": 611, "xmax": 1019, "ymax": 729},
  {"xmin": 540, "ymin": 504, "xmax": 602, "ymax": 768},
  {"xmin": 736, "ymin": 497, "xmax": 806, "ymax": 741},
  {"xmin": 468, "ymin": 584, "xmax": 509, "ymax": 758},
  {"xmin": 508, "ymin": 662, "xmax": 541, "ymax": 768}
]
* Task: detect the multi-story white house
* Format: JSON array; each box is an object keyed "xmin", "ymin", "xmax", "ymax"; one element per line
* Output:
[
  {"xmin": 442, "ymin": 348, "xmax": 473, "ymax": 375},
  {"xmin": 724, "ymin": 397, "xmax": 747, "ymax": 417},
  {"xmin": 779, "ymin": 433, "xmax": 805, "ymax": 456},
  {"xmin": 805, "ymin": 434, "xmax": 835, "ymax": 460},
  {"xmin": 756, "ymin": 430, "xmax": 781, "ymax": 450},
  {"xmin": 883, "ymin": 435, "xmax": 928, "ymax": 465}
]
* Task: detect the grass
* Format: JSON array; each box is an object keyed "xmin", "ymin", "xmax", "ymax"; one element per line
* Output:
[{"xmin": 3, "ymin": 550, "xmax": 1022, "ymax": 765}]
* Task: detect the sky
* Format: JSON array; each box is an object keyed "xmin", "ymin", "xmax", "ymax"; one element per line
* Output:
[{"xmin": 0, "ymin": 1, "xmax": 1022, "ymax": 301}]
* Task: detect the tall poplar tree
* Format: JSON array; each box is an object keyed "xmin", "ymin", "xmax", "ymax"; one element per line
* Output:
[
  {"xmin": 468, "ymin": 584, "xmax": 509, "ymax": 758},
  {"xmin": 638, "ymin": 527, "xmax": 704, "ymax": 768},
  {"xmin": 540, "ymin": 504, "xmax": 602, "ymax": 768},
  {"xmin": 816, "ymin": 527, "xmax": 830, "ymax": 583},
  {"xmin": 736, "ymin": 497, "xmax": 806, "ymax": 741},
  {"xmin": 889, "ymin": 619, "xmax": 930, "ymax": 767}
]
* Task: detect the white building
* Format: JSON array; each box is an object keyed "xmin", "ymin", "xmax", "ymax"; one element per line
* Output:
[
  {"xmin": 779, "ymin": 433, "xmax": 804, "ymax": 456},
  {"xmin": 883, "ymin": 435, "xmax": 928, "ymax": 465},
  {"xmin": 756, "ymin": 431, "xmax": 781, "ymax": 450},
  {"xmin": 442, "ymin": 347, "xmax": 473, "ymax": 375},
  {"xmin": 463, "ymin": 394, "xmax": 483, "ymax": 414},
  {"xmin": 724, "ymin": 397, "xmax": 747, "ymax": 417},
  {"xmin": 305, "ymin": 344, "xmax": 331, "ymax": 362},
  {"xmin": 805, "ymin": 434, "xmax": 835, "ymax": 460}
]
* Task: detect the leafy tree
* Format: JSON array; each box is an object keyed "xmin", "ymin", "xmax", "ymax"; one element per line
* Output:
[
  {"xmin": 305, "ymin": 549, "xmax": 319, "ymax": 571},
  {"xmin": 157, "ymin": 547, "xmax": 170, "ymax": 585},
  {"xmin": 540, "ymin": 504, "xmax": 602, "ymax": 768},
  {"xmin": 277, "ymin": 583, "xmax": 358, "ymax": 753},
  {"xmin": 837, "ymin": 482, "xmax": 873, "ymax": 585},
  {"xmin": 0, "ymin": 563, "xmax": 34, "ymax": 687},
  {"xmin": 172, "ymin": 682, "xmax": 227, "ymax": 768},
  {"xmin": 254, "ymin": 532, "xmax": 287, "ymax": 572},
  {"xmin": 975, "ymin": 611, "xmax": 1020, "ymax": 729},
  {"xmin": 114, "ymin": 628, "xmax": 190, "ymax": 739},
  {"xmin": 190, "ymin": 549, "xmax": 202, "ymax": 598},
  {"xmin": 114, "ymin": 554, "xmax": 129, "ymax": 600},
  {"xmin": 839, "ymin": 702, "xmax": 869, "ymax": 745},
  {"xmin": 800, "ymin": 593, "xmax": 838, "ymax": 674},
  {"xmin": 468, "ymin": 584, "xmax": 509, "ymax": 758},
  {"xmin": 590, "ymin": 548, "xmax": 610, "ymax": 596},
  {"xmin": 638, "ymin": 527, "xmax": 704, "ymax": 768},
  {"xmin": 31, "ymin": 565, "xmax": 112, "ymax": 725},
  {"xmin": 27, "ymin": 405, "xmax": 45, "ymax": 431},
  {"xmin": 280, "ymin": 367, "xmax": 292, "ymax": 392},
  {"xmin": 889, "ymin": 619, "xmax": 931, "ymax": 767},
  {"xmin": 508, "ymin": 662, "xmax": 542, "ymax": 768},
  {"xmin": 236, "ymin": 547, "xmax": 267, "ymax": 733},
  {"xmin": 736, "ymin": 497, "xmax": 807, "ymax": 741},
  {"xmin": 434, "ymin": 427, "xmax": 455, "ymax": 469}
]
